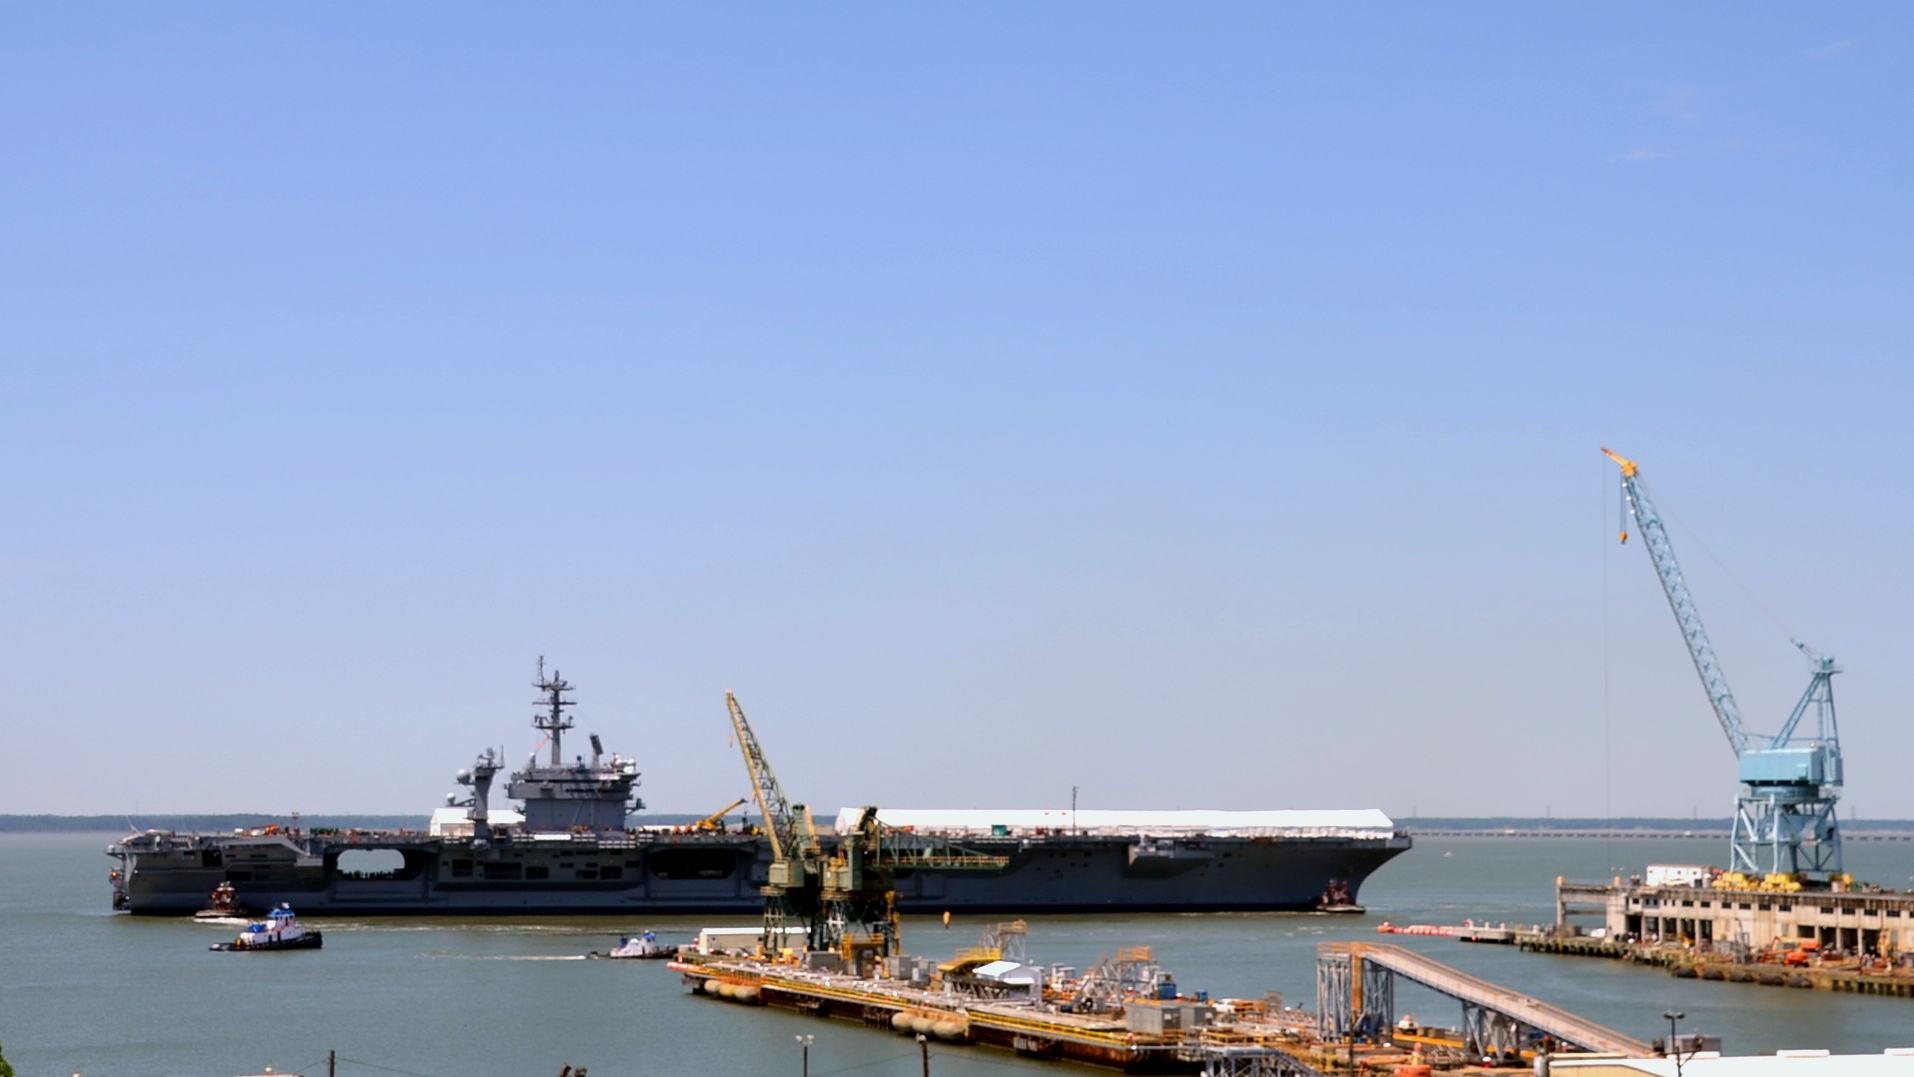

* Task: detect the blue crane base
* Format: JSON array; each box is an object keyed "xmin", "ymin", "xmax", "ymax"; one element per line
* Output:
[{"xmin": 1732, "ymin": 788, "xmax": 1842, "ymax": 879}]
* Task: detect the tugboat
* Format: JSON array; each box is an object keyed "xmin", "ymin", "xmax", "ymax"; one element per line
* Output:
[
  {"xmin": 1316, "ymin": 879, "xmax": 1364, "ymax": 914},
  {"xmin": 211, "ymin": 904, "xmax": 323, "ymax": 951},
  {"xmin": 194, "ymin": 882, "xmax": 251, "ymax": 923},
  {"xmin": 587, "ymin": 931, "xmax": 670, "ymax": 959}
]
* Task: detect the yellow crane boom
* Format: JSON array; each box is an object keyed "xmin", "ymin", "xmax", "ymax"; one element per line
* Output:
[{"xmin": 694, "ymin": 797, "xmax": 748, "ymax": 831}]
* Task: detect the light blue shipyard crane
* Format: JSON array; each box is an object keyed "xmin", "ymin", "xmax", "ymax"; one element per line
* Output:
[{"xmin": 1603, "ymin": 449, "xmax": 1845, "ymax": 883}]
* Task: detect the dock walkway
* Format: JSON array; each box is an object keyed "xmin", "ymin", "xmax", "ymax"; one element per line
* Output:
[{"xmin": 1319, "ymin": 942, "xmax": 1650, "ymax": 1057}]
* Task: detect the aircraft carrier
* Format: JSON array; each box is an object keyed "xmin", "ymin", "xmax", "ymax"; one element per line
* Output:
[{"xmin": 108, "ymin": 668, "xmax": 1409, "ymax": 916}]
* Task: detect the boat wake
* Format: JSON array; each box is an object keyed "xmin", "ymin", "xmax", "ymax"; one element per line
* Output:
[{"xmin": 422, "ymin": 953, "xmax": 589, "ymax": 961}]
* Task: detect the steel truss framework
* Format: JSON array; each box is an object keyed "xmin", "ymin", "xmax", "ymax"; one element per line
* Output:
[
  {"xmin": 1316, "ymin": 943, "xmax": 1650, "ymax": 1060},
  {"xmin": 1461, "ymin": 1004, "xmax": 1529, "ymax": 1060},
  {"xmin": 1315, "ymin": 950, "xmax": 1395, "ymax": 1043},
  {"xmin": 1733, "ymin": 791, "xmax": 1842, "ymax": 877},
  {"xmin": 1321, "ymin": 952, "xmax": 1541, "ymax": 1063},
  {"xmin": 1186, "ymin": 1044, "xmax": 1324, "ymax": 1077}
]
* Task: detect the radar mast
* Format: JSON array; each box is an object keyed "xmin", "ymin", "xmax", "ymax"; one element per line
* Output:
[{"xmin": 533, "ymin": 657, "xmax": 576, "ymax": 766}]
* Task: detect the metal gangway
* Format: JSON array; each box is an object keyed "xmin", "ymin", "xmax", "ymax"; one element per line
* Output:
[{"xmin": 1317, "ymin": 942, "xmax": 1650, "ymax": 1060}]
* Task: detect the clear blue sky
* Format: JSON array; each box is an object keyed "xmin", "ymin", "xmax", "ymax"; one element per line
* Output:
[{"xmin": 3, "ymin": 5, "xmax": 1910, "ymax": 819}]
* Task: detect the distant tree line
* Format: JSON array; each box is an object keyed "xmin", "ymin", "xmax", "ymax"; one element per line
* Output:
[
  {"xmin": 0, "ymin": 812, "xmax": 723, "ymax": 832},
  {"xmin": 1402, "ymin": 816, "xmax": 1914, "ymax": 831}
]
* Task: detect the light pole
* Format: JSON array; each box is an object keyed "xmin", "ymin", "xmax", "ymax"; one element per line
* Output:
[
  {"xmin": 795, "ymin": 1034, "xmax": 814, "ymax": 1077},
  {"xmin": 1663, "ymin": 1011, "xmax": 1686, "ymax": 1077},
  {"xmin": 918, "ymin": 1032, "xmax": 931, "ymax": 1077}
]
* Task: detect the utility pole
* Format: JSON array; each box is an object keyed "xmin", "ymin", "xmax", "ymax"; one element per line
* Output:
[
  {"xmin": 918, "ymin": 1033, "xmax": 930, "ymax": 1077},
  {"xmin": 327, "ymin": 1052, "xmax": 335, "ymax": 1077},
  {"xmin": 1071, "ymin": 786, "xmax": 1079, "ymax": 833}
]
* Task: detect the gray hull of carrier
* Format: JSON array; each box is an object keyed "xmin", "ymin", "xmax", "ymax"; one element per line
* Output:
[
  {"xmin": 108, "ymin": 828, "xmax": 1408, "ymax": 915},
  {"xmin": 109, "ymin": 664, "xmax": 1409, "ymax": 915}
]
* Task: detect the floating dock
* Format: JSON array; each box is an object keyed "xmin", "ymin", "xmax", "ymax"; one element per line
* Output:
[
  {"xmin": 671, "ymin": 951, "xmax": 1326, "ymax": 1073},
  {"xmin": 1378, "ymin": 923, "xmax": 1527, "ymax": 945},
  {"xmin": 671, "ymin": 933, "xmax": 1656, "ymax": 1075}
]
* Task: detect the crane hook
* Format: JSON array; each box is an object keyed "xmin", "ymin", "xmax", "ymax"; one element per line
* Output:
[{"xmin": 1601, "ymin": 448, "xmax": 1637, "ymax": 543}]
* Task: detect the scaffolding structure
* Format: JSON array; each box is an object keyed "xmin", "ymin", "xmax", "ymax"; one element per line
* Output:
[{"xmin": 1181, "ymin": 1041, "xmax": 1324, "ymax": 1077}]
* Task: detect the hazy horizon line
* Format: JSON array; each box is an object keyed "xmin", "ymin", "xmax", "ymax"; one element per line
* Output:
[{"xmin": 7, "ymin": 812, "xmax": 1914, "ymax": 832}]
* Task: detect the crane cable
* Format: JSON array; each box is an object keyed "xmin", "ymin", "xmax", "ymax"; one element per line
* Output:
[
  {"xmin": 1635, "ymin": 475, "xmax": 1797, "ymax": 643},
  {"xmin": 1619, "ymin": 469, "xmax": 1631, "ymax": 544},
  {"xmin": 1601, "ymin": 460, "xmax": 1613, "ymax": 873}
]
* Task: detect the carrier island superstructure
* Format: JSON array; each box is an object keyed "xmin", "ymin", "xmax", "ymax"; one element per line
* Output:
[{"xmin": 107, "ymin": 667, "xmax": 1409, "ymax": 915}]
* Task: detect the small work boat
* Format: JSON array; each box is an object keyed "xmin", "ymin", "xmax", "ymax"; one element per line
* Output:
[
  {"xmin": 587, "ymin": 932, "xmax": 670, "ymax": 959},
  {"xmin": 211, "ymin": 905, "xmax": 323, "ymax": 952},
  {"xmin": 194, "ymin": 882, "xmax": 252, "ymax": 923},
  {"xmin": 1316, "ymin": 880, "xmax": 1364, "ymax": 914}
]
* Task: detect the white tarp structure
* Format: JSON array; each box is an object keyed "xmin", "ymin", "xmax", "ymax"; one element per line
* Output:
[
  {"xmin": 968, "ymin": 959, "xmax": 1044, "ymax": 996},
  {"xmin": 833, "ymin": 808, "xmax": 1396, "ymax": 839},
  {"xmin": 1644, "ymin": 864, "xmax": 1710, "ymax": 887},
  {"xmin": 971, "ymin": 959, "xmax": 1041, "ymax": 985},
  {"xmin": 427, "ymin": 806, "xmax": 525, "ymax": 837},
  {"xmin": 696, "ymin": 925, "xmax": 807, "ymax": 955}
]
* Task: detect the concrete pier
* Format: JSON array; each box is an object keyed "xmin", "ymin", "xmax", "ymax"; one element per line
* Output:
[
  {"xmin": 1556, "ymin": 878, "xmax": 1914, "ymax": 955},
  {"xmin": 1541, "ymin": 878, "xmax": 1914, "ymax": 998}
]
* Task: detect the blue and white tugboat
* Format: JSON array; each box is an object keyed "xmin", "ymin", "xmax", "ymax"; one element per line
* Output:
[{"xmin": 211, "ymin": 904, "xmax": 323, "ymax": 951}]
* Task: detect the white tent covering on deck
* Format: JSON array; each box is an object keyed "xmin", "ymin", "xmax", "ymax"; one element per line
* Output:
[
  {"xmin": 832, "ymin": 808, "xmax": 1396, "ymax": 839},
  {"xmin": 428, "ymin": 806, "xmax": 526, "ymax": 836}
]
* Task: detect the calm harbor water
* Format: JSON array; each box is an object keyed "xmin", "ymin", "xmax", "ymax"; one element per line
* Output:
[{"xmin": 5, "ymin": 833, "xmax": 1913, "ymax": 1077}]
